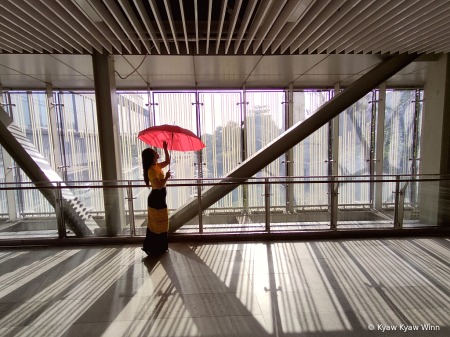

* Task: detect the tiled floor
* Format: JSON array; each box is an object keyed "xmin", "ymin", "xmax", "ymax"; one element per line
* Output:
[{"xmin": 0, "ymin": 237, "xmax": 449, "ymax": 336}]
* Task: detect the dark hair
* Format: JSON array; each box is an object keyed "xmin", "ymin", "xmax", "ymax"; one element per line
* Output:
[{"xmin": 142, "ymin": 148, "xmax": 154, "ymax": 187}]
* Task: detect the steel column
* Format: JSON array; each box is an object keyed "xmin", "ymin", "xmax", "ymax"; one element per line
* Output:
[
  {"xmin": 0, "ymin": 85, "xmax": 17, "ymax": 220},
  {"xmin": 168, "ymin": 53, "xmax": 421, "ymax": 232},
  {"xmin": 92, "ymin": 50, "xmax": 126, "ymax": 236},
  {"xmin": 375, "ymin": 82, "xmax": 386, "ymax": 210},
  {"xmin": 286, "ymin": 83, "xmax": 294, "ymax": 213}
]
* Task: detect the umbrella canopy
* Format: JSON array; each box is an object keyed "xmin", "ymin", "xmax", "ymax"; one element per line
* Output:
[{"xmin": 138, "ymin": 125, "xmax": 206, "ymax": 151}]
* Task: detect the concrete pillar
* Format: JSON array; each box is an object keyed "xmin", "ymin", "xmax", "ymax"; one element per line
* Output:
[
  {"xmin": 92, "ymin": 51, "xmax": 125, "ymax": 235},
  {"xmin": 374, "ymin": 82, "xmax": 386, "ymax": 210},
  {"xmin": 0, "ymin": 85, "xmax": 17, "ymax": 220},
  {"xmin": 46, "ymin": 84, "xmax": 63, "ymax": 178},
  {"xmin": 419, "ymin": 53, "xmax": 450, "ymax": 226}
]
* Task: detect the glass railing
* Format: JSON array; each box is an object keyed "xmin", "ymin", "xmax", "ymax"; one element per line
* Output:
[{"xmin": 0, "ymin": 174, "xmax": 447, "ymax": 239}]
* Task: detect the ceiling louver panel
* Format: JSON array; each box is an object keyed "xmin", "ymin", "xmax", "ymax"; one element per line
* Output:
[{"xmin": 0, "ymin": 0, "xmax": 449, "ymax": 55}]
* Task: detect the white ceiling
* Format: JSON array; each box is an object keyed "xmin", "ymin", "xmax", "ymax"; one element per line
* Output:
[{"xmin": 0, "ymin": 53, "xmax": 430, "ymax": 90}]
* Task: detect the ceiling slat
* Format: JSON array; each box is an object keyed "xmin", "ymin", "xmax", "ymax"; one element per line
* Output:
[
  {"xmin": 102, "ymin": 0, "xmax": 142, "ymax": 54},
  {"xmin": 316, "ymin": 0, "xmax": 389, "ymax": 53},
  {"xmin": 290, "ymin": 0, "xmax": 348, "ymax": 54},
  {"xmin": 293, "ymin": 0, "xmax": 361, "ymax": 54},
  {"xmin": 85, "ymin": 0, "xmax": 132, "ymax": 53},
  {"xmin": 376, "ymin": 9, "xmax": 450, "ymax": 54},
  {"xmin": 0, "ymin": 43, "xmax": 14, "ymax": 53},
  {"xmin": 346, "ymin": 0, "xmax": 431, "ymax": 54},
  {"xmin": 388, "ymin": 19, "xmax": 450, "ymax": 54},
  {"xmin": 148, "ymin": 0, "xmax": 171, "ymax": 54},
  {"xmin": 56, "ymin": 0, "xmax": 117, "ymax": 54},
  {"xmin": 356, "ymin": 0, "xmax": 438, "ymax": 53},
  {"xmin": 117, "ymin": 0, "xmax": 152, "ymax": 54},
  {"xmin": 0, "ymin": 36, "xmax": 25, "ymax": 53},
  {"xmin": 399, "ymin": 26, "xmax": 450, "ymax": 54},
  {"xmin": 206, "ymin": 0, "xmax": 212, "ymax": 54},
  {"xmin": 280, "ymin": 0, "xmax": 331, "ymax": 54},
  {"xmin": 269, "ymin": 0, "xmax": 316, "ymax": 54},
  {"xmin": 216, "ymin": 0, "xmax": 228, "ymax": 54},
  {"xmin": 195, "ymin": 0, "xmax": 199, "ymax": 54},
  {"xmin": 262, "ymin": 0, "xmax": 303, "ymax": 54},
  {"xmin": 0, "ymin": 0, "xmax": 70, "ymax": 53},
  {"xmin": 333, "ymin": 0, "xmax": 409, "ymax": 54},
  {"xmin": 179, "ymin": 0, "xmax": 189, "ymax": 54},
  {"xmin": 225, "ymin": 0, "xmax": 243, "ymax": 54},
  {"xmin": 0, "ymin": 23, "xmax": 44, "ymax": 53},
  {"xmin": 243, "ymin": 0, "xmax": 274, "ymax": 54},
  {"xmin": 370, "ymin": 4, "xmax": 450, "ymax": 53},
  {"xmin": 234, "ymin": 0, "xmax": 258, "ymax": 53},
  {"xmin": 252, "ymin": 0, "xmax": 287, "ymax": 54},
  {"xmin": 133, "ymin": 0, "xmax": 160, "ymax": 54},
  {"xmin": 413, "ymin": 30, "xmax": 450, "ymax": 54},
  {"xmin": 163, "ymin": 0, "xmax": 179, "ymax": 54},
  {"xmin": 29, "ymin": 0, "xmax": 101, "ymax": 53}
]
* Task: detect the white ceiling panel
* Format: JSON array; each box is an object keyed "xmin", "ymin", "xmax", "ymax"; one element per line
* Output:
[
  {"xmin": 193, "ymin": 55, "xmax": 262, "ymax": 76},
  {"xmin": 251, "ymin": 55, "xmax": 328, "ymax": 75},
  {"xmin": 304, "ymin": 54, "xmax": 386, "ymax": 75}
]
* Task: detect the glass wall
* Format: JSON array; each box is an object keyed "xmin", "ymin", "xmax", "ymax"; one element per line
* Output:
[
  {"xmin": 246, "ymin": 91, "xmax": 286, "ymax": 208},
  {"xmin": 0, "ymin": 88, "xmax": 425, "ymax": 229},
  {"xmin": 292, "ymin": 91, "xmax": 330, "ymax": 207}
]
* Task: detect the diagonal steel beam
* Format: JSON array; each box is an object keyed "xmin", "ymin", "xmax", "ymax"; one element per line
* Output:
[
  {"xmin": 168, "ymin": 53, "xmax": 421, "ymax": 232},
  {"xmin": 0, "ymin": 105, "xmax": 99, "ymax": 237}
]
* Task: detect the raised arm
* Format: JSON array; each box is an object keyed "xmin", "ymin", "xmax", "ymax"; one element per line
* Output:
[{"xmin": 159, "ymin": 140, "xmax": 171, "ymax": 169}]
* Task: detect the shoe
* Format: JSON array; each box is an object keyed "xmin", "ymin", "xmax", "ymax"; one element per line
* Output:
[{"xmin": 141, "ymin": 248, "xmax": 150, "ymax": 256}]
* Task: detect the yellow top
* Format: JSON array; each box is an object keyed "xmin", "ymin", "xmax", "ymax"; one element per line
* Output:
[{"xmin": 148, "ymin": 164, "xmax": 166, "ymax": 189}]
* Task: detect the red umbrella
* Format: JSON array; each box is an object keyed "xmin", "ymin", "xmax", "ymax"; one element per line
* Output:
[{"xmin": 138, "ymin": 125, "xmax": 206, "ymax": 151}]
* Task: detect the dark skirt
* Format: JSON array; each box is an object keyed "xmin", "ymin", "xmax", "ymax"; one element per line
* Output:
[{"xmin": 143, "ymin": 188, "xmax": 168, "ymax": 254}]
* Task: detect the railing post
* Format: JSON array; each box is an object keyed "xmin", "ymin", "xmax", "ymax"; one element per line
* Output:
[
  {"xmin": 330, "ymin": 177, "xmax": 338, "ymax": 230},
  {"xmin": 394, "ymin": 180, "xmax": 409, "ymax": 230},
  {"xmin": 264, "ymin": 178, "xmax": 271, "ymax": 233},
  {"xmin": 54, "ymin": 182, "xmax": 66, "ymax": 239},
  {"xmin": 198, "ymin": 179, "xmax": 203, "ymax": 234},
  {"xmin": 393, "ymin": 175, "xmax": 400, "ymax": 229},
  {"xmin": 126, "ymin": 181, "xmax": 136, "ymax": 237}
]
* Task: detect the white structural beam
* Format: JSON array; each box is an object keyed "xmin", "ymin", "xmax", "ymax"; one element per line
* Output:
[
  {"xmin": 243, "ymin": 0, "xmax": 273, "ymax": 54},
  {"xmin": 346, "ymin": 0, "xmax": 430, "ymax": 54},
  {"xmin": 85, "ymin": 0, "xmax": 132, "ymax": 53},
  {"xmin": 206, "ymin": 0, "xmax": 212, "ymax": 54},
  {"xmin": 225, "ymin": 0, "xmax": 243, "ymax": 54},
  {"xmin": 290, "ymin": 0, "xmax": 349, "ymax": 54},
  {"xmin": 252, "ymin": 0, "xmax": 287, "ymax": 54},
  {"xmin": 102, "ymin": 0, "xmax": 142, "ymax": 53},
  {"xmin": 133, "ymin": 0, "xmax": 160, "ymax": 54},
  {"xmin": 234, "ymin": 0, "xmax": 257, "ymax": 53},
  {"xmin": 280, "ymin": 0, "xmax": 330, "ymax": 54},
  {"xmin": 294, "ymin": 0, "xmax": 361, "ymax": 54},
  {"xmin": 216, "ymin": 0, "xmax": 228, "ymax": 54},
  {"xmin": 148, "ymin": 0, "xmax": 170, "ymax": 54},
  {"xmin": 0, "ymin": 21, "xmax": 52, "ymax": 52},
  {"xmin": 262, "ymin": 0, "xmax": 303, "ymax": 54},
  {"xmin": 163, "ymin": 0, "xmax": 179, "ymax": 54},
  {"xmin": 316, "ymin": 0, "xmax": 388, "ymax": 54},
  {"xmin": 117, "ymin": 0, "xmax": 152, "ymax": 54}
]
